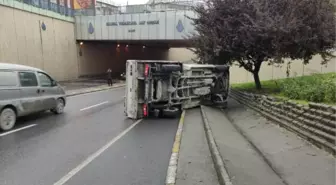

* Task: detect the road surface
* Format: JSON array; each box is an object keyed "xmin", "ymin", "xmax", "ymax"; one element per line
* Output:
[{"xmin": 0, "ymin": 88, "xmax": 178, "ymax": 185}]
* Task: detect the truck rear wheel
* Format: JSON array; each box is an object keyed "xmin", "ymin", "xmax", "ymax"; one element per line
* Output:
[
  {"xmin": 162, "ymin": 107, "xmax": 180, "ymax": 118},
  {"xmin": 159, "ymin": 64, "xmax": 181, "ymax": 73}
]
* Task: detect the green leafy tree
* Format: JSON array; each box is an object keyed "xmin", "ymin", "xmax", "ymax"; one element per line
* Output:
[{"xmin": 189, "ymin": 0, "xmax": 336, "ymax": 89}]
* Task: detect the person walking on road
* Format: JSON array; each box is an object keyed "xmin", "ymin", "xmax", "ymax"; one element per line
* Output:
[{"xmin": 107, "ymin": 68, "xmax": 113, "ymax": 86}]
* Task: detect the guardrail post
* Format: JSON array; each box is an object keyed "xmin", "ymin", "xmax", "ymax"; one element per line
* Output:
[
  {"xmin": 56, "ymin": 0, "xmax": 60, "ymax": 13},
  {"xmin": 47, "ymin": 0, "xmax": 51, "ymax": 11}
]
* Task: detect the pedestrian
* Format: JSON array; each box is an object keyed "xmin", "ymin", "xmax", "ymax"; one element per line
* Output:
[{"xmin": 107, "ymin": 68, "xmax": 113, "ymax": 86}]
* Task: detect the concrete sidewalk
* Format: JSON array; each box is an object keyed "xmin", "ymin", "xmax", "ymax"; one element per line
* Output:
[
  {"xmin": 176, "ymin": 108, "xmax": 219, "ymax": 185},
  {"xmin": 224, "ymin": 98, "xmax": 335, "ymax": 185},
  {"xmin": 202, "ymin": 106, "xmax": 285, "ymax": 185}
]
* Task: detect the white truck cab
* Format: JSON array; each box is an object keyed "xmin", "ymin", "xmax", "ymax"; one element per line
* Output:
[{"xmin": 124, "ymin": 60, "xmax": 230, "ymax": 119}]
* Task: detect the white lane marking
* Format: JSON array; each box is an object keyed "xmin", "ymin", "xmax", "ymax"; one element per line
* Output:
[
  {"xmin": 80, "ymin": 101, "xmax": 109, "ymax": 111},
  {"xmin": 53, "ymin": 119, "xmax": 143, "ymax": 185},
  {"xmin": 67, "ymin": 86, "xmax": 125, "ymax": 98},
  {"xmin": 0, "ymin": 124, "xmax": 37, "ymax": 137}
]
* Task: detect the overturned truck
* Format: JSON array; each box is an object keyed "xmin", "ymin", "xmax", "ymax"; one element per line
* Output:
[{"xmin": 124, "ymin": 60, "xmax": 230, "ymax": 119}]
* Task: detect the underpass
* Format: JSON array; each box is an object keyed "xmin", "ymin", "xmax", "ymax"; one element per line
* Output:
[
  {"xmin": 76, "ymin": 41, "xmax": 193, "ymax": 78},
  {"xmin": 74, "ymin": 9, "xmax": 196, "ymax": 78}
]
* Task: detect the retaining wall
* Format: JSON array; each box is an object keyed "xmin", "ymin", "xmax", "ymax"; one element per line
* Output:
[{"xmin": 230, "ymin": 89, "xmax": 336, "ymax": 155}]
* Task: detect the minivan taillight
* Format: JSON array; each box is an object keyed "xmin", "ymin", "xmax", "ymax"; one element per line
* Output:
[
  {"xmin": 144, "ymin": 64, "xmax": 149, "ymax": 77},
  {"xmin": 143, "ymin": 104, "xmax": 148, "ymax": 117}
]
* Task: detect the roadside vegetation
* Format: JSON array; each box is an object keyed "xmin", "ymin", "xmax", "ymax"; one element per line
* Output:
[
  {"xmin": 189, "ymin": 0, "xmax": 336, "ymax": 89},
  {"xmin": 232, "ymin": 73, "xmax": 336, "ymax": 104}
]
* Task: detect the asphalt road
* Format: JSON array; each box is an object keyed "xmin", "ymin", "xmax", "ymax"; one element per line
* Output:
[{"xmin": 0, "ymin": 88, "xmax": 179, "ymax": 185}]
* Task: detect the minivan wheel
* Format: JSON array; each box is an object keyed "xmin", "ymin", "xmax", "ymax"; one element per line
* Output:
[
  {"xmin": 52, "ymin": 98, "xmax": 65, "ymax": 114},
  {"xmin": 0, "ymin": 108, "xmax": 16, "ymax": 131}
]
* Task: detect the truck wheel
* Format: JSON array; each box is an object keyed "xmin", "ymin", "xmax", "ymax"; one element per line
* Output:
[
  {"xmin": 153, "ymin": 109, "xmax": 160, "ymax": 118},
  {"xmin": 160, "ymin": 64, "xmax": 181, "ymax": 73},
  {"xmin": 217, "ymin": 101, "xmax": 228, "ymax": 109},
  {"xmin": 0, "ymin": 107, "xmax": 17, "ymax": 131},
  {"xmin": 162, "ymin": 107, "xmax": 180, "ymax": 118},
  {"xmin": 214, "ymin": 65, "xmax": 229, "ymax": 72}
]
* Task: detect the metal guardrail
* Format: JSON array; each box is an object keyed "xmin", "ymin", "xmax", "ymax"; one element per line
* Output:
[
  {"xmin": 94, "ymin": 0, "xmax": 204, "ymax": 15},
  {"xmin": 14, "ymin": 0, "xmax": 74, "ymax": 16},
  {"xmin": 14, "ymin": 0, "xmax": 202, "ymax": 16}
]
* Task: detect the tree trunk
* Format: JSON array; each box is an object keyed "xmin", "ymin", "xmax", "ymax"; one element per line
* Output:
[
  {"xmin": 253, "ymin": 72, "xmax": 262, "ymax": 90},
  {"xmin": 253, "ymin": 60, "xmax": 262, "ymax": 90}
]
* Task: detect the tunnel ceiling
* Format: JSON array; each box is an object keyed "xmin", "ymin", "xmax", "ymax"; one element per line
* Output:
[{"xmin": 77, "ymin": 40, "xmax": 192, "ymax": 48}]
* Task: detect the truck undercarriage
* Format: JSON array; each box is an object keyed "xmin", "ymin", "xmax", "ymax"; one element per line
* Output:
[{"xmin": 124, "ymin": 60, "xmax": 230, "ymax": 119}]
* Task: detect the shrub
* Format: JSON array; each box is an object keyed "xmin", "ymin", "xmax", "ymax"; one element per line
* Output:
[
  {"xmin": 232, "ymin": 73, "xmax": 336, "ymax": 104},
  {"xmin": 281, "ymin": 79, "xmax": 303, "ymax": 100},
  {"xmin": 280, "ymin": 73, "xmax": 335, "ymax": 103},
  {"xmin": 323, "ymin": 73, "xmax": 336, "ymax": 102}
]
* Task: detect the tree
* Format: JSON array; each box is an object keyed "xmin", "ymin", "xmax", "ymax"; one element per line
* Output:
[{"xmin": 189, "ymin": 0, "xmax": 336, "ymax": 89}]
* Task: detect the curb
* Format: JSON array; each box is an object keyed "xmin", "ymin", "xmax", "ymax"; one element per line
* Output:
[
  {"xmin": 165, "ymin": 110, "xmax": 186, "ymax": 185},
  {"xmin": 200, "ymin": 106, "xmax": 232, "ymax": 185},
  {"xmin": 66, "ymin": 84, "xmax": 125, "ymax": 97}
]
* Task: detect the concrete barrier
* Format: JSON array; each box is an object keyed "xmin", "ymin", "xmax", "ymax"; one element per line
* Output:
[{"xmin": 230, "ymin": 89, "xmax": 336, "ymax": 155}]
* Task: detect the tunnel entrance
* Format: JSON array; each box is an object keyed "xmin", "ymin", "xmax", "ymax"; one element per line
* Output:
[{"xmin": 76, "ymin": 40, "xmax": 193, "ymax": 80}]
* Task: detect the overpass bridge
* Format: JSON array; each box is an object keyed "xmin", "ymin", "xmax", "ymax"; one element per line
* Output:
[{"xmin": 74, "ymin": 10, "xmax": 196, "ymax": 47}]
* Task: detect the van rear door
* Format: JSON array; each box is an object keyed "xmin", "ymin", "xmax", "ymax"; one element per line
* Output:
[{"xmin": 125, "ymin": 61, "xmax": 138, "ymax": 119}]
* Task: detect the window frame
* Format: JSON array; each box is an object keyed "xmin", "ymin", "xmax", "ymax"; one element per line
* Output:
[
  {"xmin": 0, "ymin": 70, "xmax": 19, "ymax": 87},
  {"xmin": 18, "ymin": 71, "xmax": 39, "ymax": 87},
  {"xmin": 37, "ymin": 72, "xmax": 56, "ymax": 87}
]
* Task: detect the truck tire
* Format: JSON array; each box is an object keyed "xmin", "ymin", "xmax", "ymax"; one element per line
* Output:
[
  {"xmin": 216, "ymin": 101, "xmax": 228, "ymax": 109},
  {"xmin": 162, "ymin": 107, "xmax": 180, "ymax": 118},
  {"xmin": 160, "ymin": 64, "xmax": 181, "ymax": 73},
  {"xmin": 214, "ymin": 65, "xmax": 229, "ymax": 72}
]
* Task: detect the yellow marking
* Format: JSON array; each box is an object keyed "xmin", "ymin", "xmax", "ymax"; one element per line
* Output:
[
  {"xmin": 174, "ymin": 134, "xmax": 181, "ymax": 142},
  {"xmin": 165, "ymin": 110, "xmax": 186, "ymax": 185},
  {"xmin": 171, "ymin": 110, "xmax": 186, "ymax": 153},
  {"xmin": 172, "ymin": 142, "xmax": 180, "ymax": 153},
  {"xmin": 179, "ymin": 111, "xmax": 185, "ymax": 126}
]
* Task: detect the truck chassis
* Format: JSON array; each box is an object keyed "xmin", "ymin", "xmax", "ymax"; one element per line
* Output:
[{"xmin": 124, "ymin": 60, "xmax": 230, "ymax": 119}]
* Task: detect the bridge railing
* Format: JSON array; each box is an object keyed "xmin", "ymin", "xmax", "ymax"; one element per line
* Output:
[
  {"xmin": 14, "ymin": 0, "xmax": 74, "ymax": 16},
  {"xmin": 94, "ymin": 1, "xmax": 204, "ymax": 15}
]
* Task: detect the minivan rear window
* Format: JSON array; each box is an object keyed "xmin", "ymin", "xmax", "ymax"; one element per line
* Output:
[{"xmin": 0, "ymin": 71, "xmax": 18, "ymax": 86}]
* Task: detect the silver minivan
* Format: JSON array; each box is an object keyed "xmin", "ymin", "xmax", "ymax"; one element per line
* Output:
[{"xmin": 0, "ymin": 63, "xmax": 66, "ymax": 131}]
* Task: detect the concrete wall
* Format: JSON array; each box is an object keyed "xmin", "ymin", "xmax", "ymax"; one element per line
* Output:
[
  {"xmin": 167, "ymin": 48, "xmax": 336, "ymax": 83},
  {"xmin": 230, "ymin": 54, "xmax": 336, "ymax": 84},
  {"xmin": 0, "ymin": 4, "xmax": 78, "ymax": 81},
  {"xmin": 167, "ymin": 48, "xmax": 196, "ymax": 62}
]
